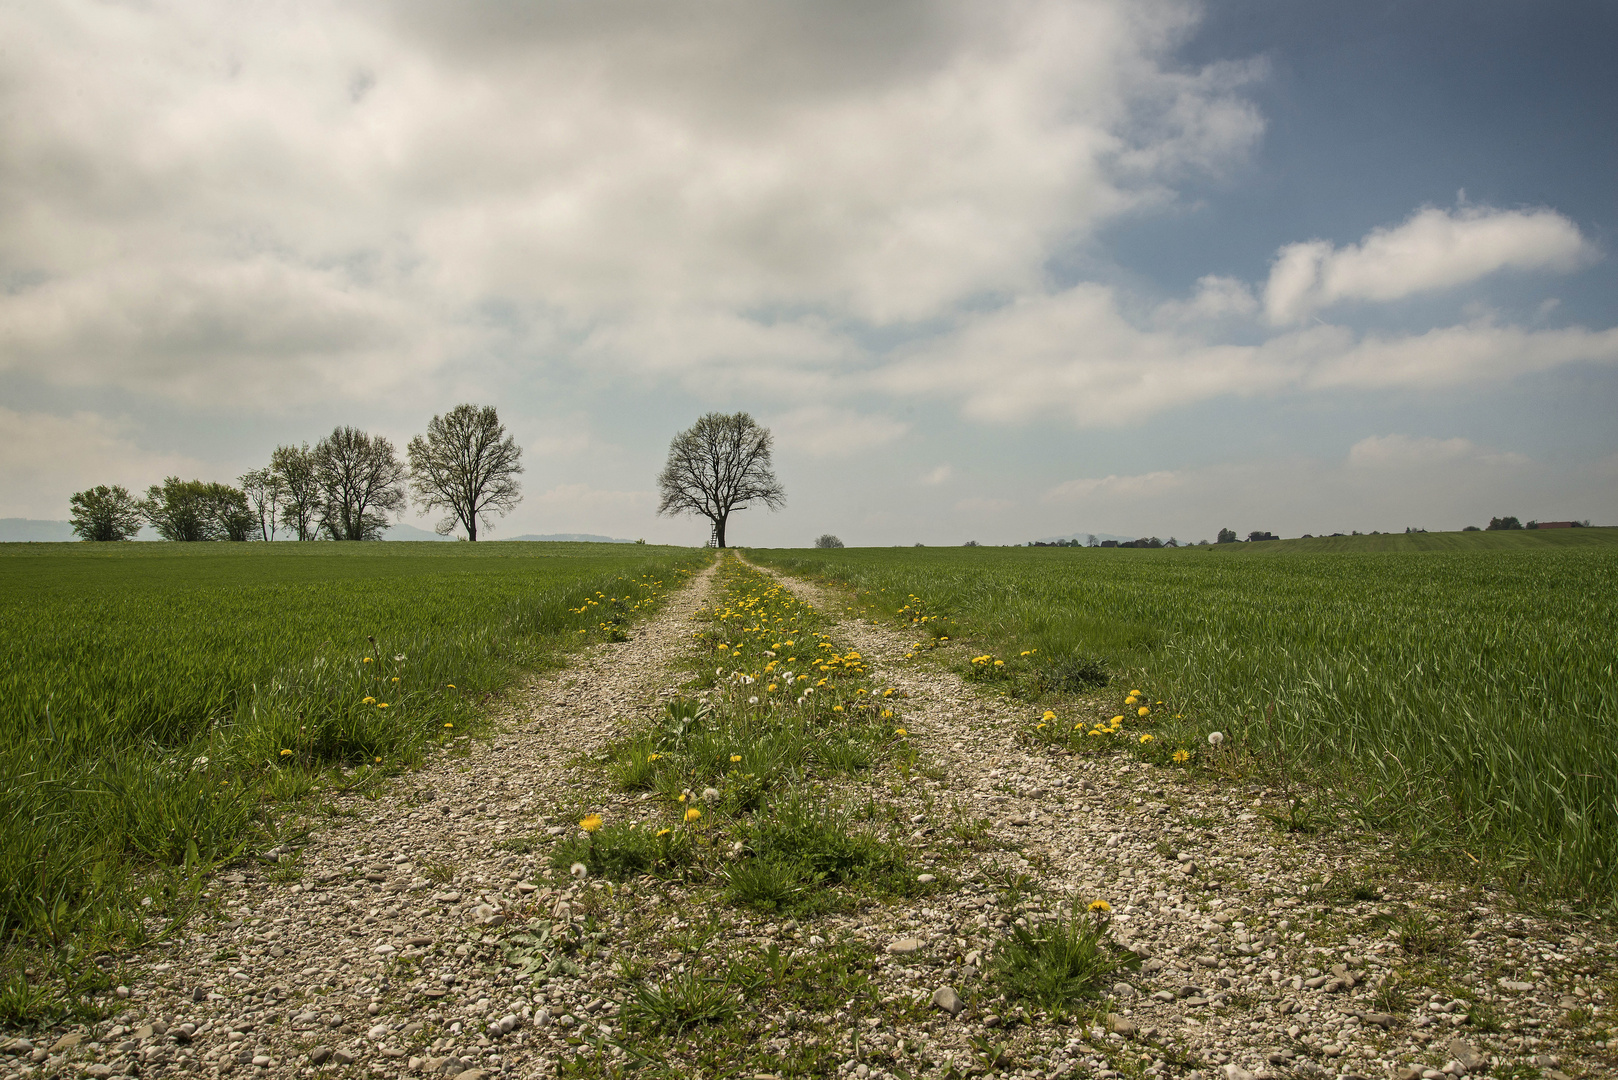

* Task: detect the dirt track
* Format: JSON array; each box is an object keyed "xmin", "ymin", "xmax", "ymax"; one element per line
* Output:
[{"xmin": 6, "ymin": 556, "xmax": 1609, "ymax": 1080}]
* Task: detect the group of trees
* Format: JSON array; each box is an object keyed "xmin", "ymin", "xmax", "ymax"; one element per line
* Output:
[{"xmin": 70, "ymin": 405, "xmax": 524, "ymax": 543}]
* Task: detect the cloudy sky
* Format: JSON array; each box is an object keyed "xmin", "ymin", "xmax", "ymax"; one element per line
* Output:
[{"xmin": 3, "ymin": 0, "xmax": 1614, "ymax": 545}]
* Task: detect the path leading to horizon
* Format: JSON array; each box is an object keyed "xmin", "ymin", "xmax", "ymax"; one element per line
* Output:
[{"xmin": 8, "ymin": 555, "xmax": 1608, "ymax": 1080}]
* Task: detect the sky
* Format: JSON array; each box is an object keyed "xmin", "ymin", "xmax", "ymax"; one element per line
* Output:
[{"xmin": 2, "ymin": 0, "xmax": 1614, "ymax": 546}]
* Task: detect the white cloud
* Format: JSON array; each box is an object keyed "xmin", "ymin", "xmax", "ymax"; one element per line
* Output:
[
  {"xmin": 769, "ymin": 406, "xmax": 909, "ymax": 460},
  {"xmin": 0, "ymin": 0, "xmax": 1264, "ymax": 405},
  {"xmin": 1263, "ymin": 205, "xmax": 1596, "ymax": 325},
  {"xmin": 1154, "ymin": 274, "xmax": 1258, "ymax": 324},
  {"xmin": 882, "ymin": 283, "xmax": 1618, "ymax": 426},
  {"xmin": 1044, "ymin": 470, "xmax": 1183, "ymax": 502},
  {"xmin": 1344, "ymin": 433, "xmax": 1528, "ymax": 470},
  {"xmin": 0, "ymin": 407, "xmax": 205, "ymax": 518},
  {"xmin": 920, "ymin": 464, "xmax": 954, "ymax": 485}
]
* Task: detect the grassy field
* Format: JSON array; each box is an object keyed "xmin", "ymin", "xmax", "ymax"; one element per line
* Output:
[
  {"xmin": 747, "ymin": 530, "xmax": 1618, "ymax": 903},
  {"xmin": 0, "ymin": 540, "xmax": 708, "ymax": 1001}
]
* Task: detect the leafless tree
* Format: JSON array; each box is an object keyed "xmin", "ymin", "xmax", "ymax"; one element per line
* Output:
[
  {"xmin": 407, "ymin": 404, "xmax": 524, "ymax": 541},
  {"xmin": 656, "ymin": 412, "xmax": 785, "ymax": 548},
  {"xmin": 312, "ymin": 427, "xmax": 408, "ymax": 541}
]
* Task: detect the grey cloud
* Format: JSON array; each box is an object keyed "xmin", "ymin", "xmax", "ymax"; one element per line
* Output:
[{"xmin": 0, "ymin": 0, "xmax": 1262, "ymax": 411}]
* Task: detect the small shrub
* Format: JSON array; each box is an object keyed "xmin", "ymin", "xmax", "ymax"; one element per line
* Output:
[
  {"xmin": 551, "ymin": 822, "xmax": 693, "ymax": 881},
  {"xmin": 991, "ymin": 905, "xmax": 1138, "ymax": 1014},
  {"xmin": 619, "ymin": 967, "xmax": 740, "ymax": 1034},
  {"xmin": 722, "ymin": 858, "xmax": 806, "ymax": 911},
  {"xmin": 1394, "ymin": 911, "xmax": 1455, "ymax": 958},
  {"xmin": 1033, "ymin": 651, "xmax": 1109, "ymax": 692}
]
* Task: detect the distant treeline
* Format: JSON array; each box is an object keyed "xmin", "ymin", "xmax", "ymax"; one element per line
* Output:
[
  {"xmin": 1025, "ymin": 517, "xmax": 1594, "ymax": 549},
  {"xmin": 68, "ymin": 406, "xmax": 523, "ymax": 543}
]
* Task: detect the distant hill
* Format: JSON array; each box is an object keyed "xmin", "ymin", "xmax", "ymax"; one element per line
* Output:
[
  {"xmin": 0, "ymin": 518, "xmax": 77, "ymax": 542},
  {"xmin": 504, "ymin": 533, "xmax": 635, "ymax": 544},
  {"xmin": 381, "ymin": 522, "xmax": 457, "ymax": 542}
]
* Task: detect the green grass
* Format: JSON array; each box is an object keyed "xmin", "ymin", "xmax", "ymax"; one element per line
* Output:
[
  {"xmin": 746, "ymin": 535, "xmax": 1618, "ymax": 902},
  {"xmin": 990, "ymin": 905, "xmax": 1138, "ymax": 1016},
  {"xmin": 0, "ymin": 540, "xmax": 707, "ymax": 1004}
]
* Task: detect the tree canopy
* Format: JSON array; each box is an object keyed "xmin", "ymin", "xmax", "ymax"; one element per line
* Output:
[
  {"xmin": 313, "ymin": 427, "xmax": 408, "ymax": 541},
  {"xmin": 68, "ymin": 485, "xmax": 144, "ymax": 541},
  {"xmin": 407, "ymin": 404, "xmax": 523, "ymax": 541},
  {"xmin": 656, "ymin": 412, "xmax": 785, "ymax": 548}
]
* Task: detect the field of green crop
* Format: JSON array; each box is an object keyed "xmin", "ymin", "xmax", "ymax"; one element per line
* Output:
[
  {"xmin": 748, "ymin": 530, "xmax": 1618, "ymax": 902},
  {"xmin": 0, "ymin": 541, "xmax": 708, "ymax": 979}
]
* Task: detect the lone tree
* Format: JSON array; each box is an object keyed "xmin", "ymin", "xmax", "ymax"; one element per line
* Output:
[
  {"xmin": 68, "ymin": 484, "xmax": 144, "ymax": 541},
  {"xmin": 657, "ymin": 411, "xmax": 785, "ymax": 547},
  {"xmin": 814, "ymin": 534, "xmax": 844, "ymax": 549},
  {"xmin": 313, "ymin": 426, "xmax": 408, "ymax": 540},
  {"xmin": 407, "ymin": 404, "xmax": 523, "ymax": 540},
  {"xmin": 270, "ymin": 443, "xmax": 321, "ymax": 541}
]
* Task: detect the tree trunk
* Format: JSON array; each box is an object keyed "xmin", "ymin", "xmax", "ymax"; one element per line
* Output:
[
  {"xmin": 467, "ymin": 518, "xmax": 478, "ymax": 541},
  {"xmin": 716, "ymin": 515, "xmax": 727, "ymax": 548}
]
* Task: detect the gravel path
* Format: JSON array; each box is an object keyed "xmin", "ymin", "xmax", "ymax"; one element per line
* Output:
[
  {"xmin": 739, "ymin": 558, "xmax": 1613, "ymax": 1080},
  {"xmin": 4, "ymin": 556, "xmax": 1611, "ymax": 1080}
]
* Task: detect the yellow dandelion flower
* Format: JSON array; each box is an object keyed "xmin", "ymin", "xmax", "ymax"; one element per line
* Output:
[
  {"xmin": 832, "ymin": 704, "xmax": 844, "ymax": 713},
  {"xmin": 1110, "ymin": 715, "xmax": 1124, "ymax": 724},
  {"xmin": 362, "ymin": 696, "xmax": 376, "ymax": 705},
  {"xmin": 767, "ymin": 683, "xmax": 778, "ymax": 692},
  {"xmin": 363, "ymin": 657, "xmax": 373, "ymax": 663},
  {"xmin": 1042, "ymin": 710, "xmax": 1057, "ymax": 722},
  {"xmin": 881, "ymin": 709, "xmax": 894, "ymax": 719},
  {"xmin": 444, "ymin": 723, "xmax": 453, "ymax": 729},
  {"xmin": 684, "ymin": 807, "xmax": 702, "ymax": 823},
  {"xmin": 656, "ymin": 828, "xmax": 671, "ymax": 837},
  {"xmin": 730, "ymin": 754, "xmax": 742, "ymax": 763},
  {"xmin": 377, "ymin": 702, "xmax": 389, "ymax": 709},
  {"xmin": 1173, "ymin": 749, "xmax": 1191, "ymax": 763},
  {"xmin": 580, "ymin": 814, "xmax": 603, "ymax": 833},
  {"xmin": 894, "ymin": 727, "xmax": 908, "ymax": 737},
  {"xmin": 447, "ymin": 684, "xmax": 456, "ymax": 689},
  {"xmin": 1088, "ymin": 899, "xmax": 1112, "ymax": 913},
  {"xmin": 1137, "ymin": 706, "xmax": 1150, "ymax": 717},
  {"xmin": 279, "ymin": 749, "xmax": 292, "ymax": 756},
  {"xmin": 1139, "ymin": 733, "xmax": 1154, "ymax": 744}
]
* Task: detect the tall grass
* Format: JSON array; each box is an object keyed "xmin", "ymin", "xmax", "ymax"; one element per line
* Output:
[
  {"xmin": 747, "ymin": 536, "xmax": 1618, "ymax": 901},
  {"xmin": 0, "ymin": 541, "xmax": 707, "ymax": 960}
]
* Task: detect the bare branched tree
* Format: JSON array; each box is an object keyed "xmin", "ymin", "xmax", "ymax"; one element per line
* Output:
[
  {"xmin": 407, "ymin": 404, "xmax": 524, "ymax": 541},
  {"xmin": 312, "ymin": 427, "xmax": 408, "ymax": 541},
  {"xmin": 656, "ymin": 412, "xmax": 785, "ymax": 548}
]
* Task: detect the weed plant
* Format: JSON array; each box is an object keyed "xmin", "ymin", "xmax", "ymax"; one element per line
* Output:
[
  {"xmin": 747, "ymin": 537, "xmax": 1618, "ymax": 900},
  {"xmin": 990, "ymin": 904, "xmax": 1139, "ymax": 1015}
]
